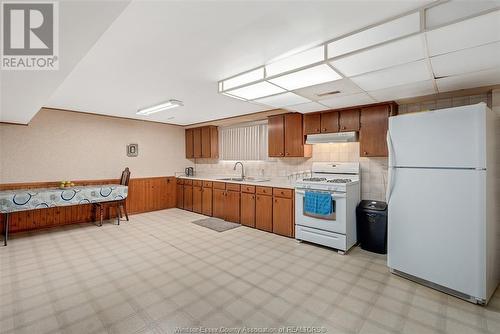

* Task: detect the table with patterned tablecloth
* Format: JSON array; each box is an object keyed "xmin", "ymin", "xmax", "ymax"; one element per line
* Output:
[{"xmin": 0, "ymin": 184, "xmax": 128, "ymax": 246}]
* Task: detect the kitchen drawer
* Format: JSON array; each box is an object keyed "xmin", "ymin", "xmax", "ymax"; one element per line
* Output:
[
  {"xmin": 176, "ymin": 179, "xmax": 184, "ymax": 185},
  {"xmin": 193, "ymin": 180, "xmax": 202, "ymax": 187},
  {"xmin": 295, "ymin": 225, "xmax": 347, "ymax": 251},
  {"xmin": 256, "ymin": 186, "xmax": 273, "ymax": 196},
  {"xmin": 226, "ymin": 183, "xmax": 241, "ymax": 191},
  {"xmin": 273, "ymin": 188, "xmax": 293, "ymax": 198},
  {"xmin": 213, "ymin": 181, "xmax": 226, "ymax": 190},
  {"xmin": 203, "ymin": 181, "xmax": 213, "ymax": 188},
  {"xmin": 183, "ymin": 179, "xmax": 193, "ymax": 186},
  {"xmin": 241, "ymin": 185, "xmax": 255, "ymax": 193}
]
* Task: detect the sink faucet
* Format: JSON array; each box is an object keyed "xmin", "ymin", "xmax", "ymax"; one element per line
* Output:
[{"xmin": 233, "ymin": 162, "xmax": 245, "ymax": 179}]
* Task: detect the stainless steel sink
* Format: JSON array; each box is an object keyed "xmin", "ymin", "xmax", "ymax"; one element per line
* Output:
[
  {"xmin": 216, "ymin": 177, "xmax": 245, "ymax": 181},
  {"xmin": 216, "ymin": 177, "xmax": 270, "ymax": 182}
]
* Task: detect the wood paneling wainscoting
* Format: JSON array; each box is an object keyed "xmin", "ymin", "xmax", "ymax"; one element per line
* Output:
[{"xmin": 0, "ymin": 176, "xmax": 176, "ymax": 234}]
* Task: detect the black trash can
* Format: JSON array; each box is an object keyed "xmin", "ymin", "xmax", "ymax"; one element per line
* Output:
[{"xmin": 356, "ymin": 200, "xmax": 388, "ymax": 254}]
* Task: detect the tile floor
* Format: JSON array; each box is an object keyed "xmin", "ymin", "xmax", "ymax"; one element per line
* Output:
[{"xmin": 1, "ymin": 209, "xmax": 499, "ymax": 334}]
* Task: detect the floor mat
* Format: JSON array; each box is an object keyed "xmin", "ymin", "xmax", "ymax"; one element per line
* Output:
[{"xmin": 192, "ymin": 217, "xmax": 241, "ymax": 232}]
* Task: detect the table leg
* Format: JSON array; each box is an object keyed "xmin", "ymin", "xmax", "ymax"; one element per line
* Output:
[{"xmin": 3, "ymin": 213, "xmax": 9, "ymax": 246}]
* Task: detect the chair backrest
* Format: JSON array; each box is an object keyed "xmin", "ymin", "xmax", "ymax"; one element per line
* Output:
[{"xmin": 120, "ymin": 167, "xmax": 131, "ymax": 186}]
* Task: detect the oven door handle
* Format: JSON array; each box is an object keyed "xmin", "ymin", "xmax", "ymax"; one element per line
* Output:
[{"xmin": 295, "ymin": 189, "xmax": 346, "ymax": 198}]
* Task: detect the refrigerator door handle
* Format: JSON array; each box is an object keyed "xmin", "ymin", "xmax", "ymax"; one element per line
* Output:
[
  {"xmin": 386, "ymin": 167, "xmax": 396, "ymax": 204},
  {"xmin": 387, "ymin": 130, "xmax": 395, "ymax": 167},
  {"xmin": 386, "ymin": 130, "xmax": 396, "ymax": 204}
]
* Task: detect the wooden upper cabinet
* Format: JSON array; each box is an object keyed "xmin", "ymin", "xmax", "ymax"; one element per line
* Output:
[
  {"xmin": 193, "ymin": 128, "xmax": 202, "ymax": 158},
  {"xmin": 186, "ymin": 126, "xmax": 218, "ymax": 159},
  {"xmin": 320, "ymin": 111, "xmax": 339, "ymax": 133},
  {"xmin": 303, "ymin": 114, "xmax": 321, "ymax": 135},
  {"xmin": 339, "ymin": 109, "xmax": 360, "ymax": 132},
  {"xmin": 201, "ymin": 126, "xmax": 218, "ymax": 159},
  {"xmin": 185, "ymin": 129, "xmax": 194, "ymax": 158},
  {"xmin": 284, "ymin": 113, "xmax": 305, "ymax": 157},
  {"xmin": 268, "ymin": 114, "xmax": 285, "ymax": 157},
  {"xmin": 269, "ymin": 113, "xmax": 311, "ymax": 158},
  {"xmin": 360, "ymin": 104, "xmax": 391, "ymax": 157}
]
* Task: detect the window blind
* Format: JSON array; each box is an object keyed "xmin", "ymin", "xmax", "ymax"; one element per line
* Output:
[{"xmin": 219, "ymin": 121, "xmax": 268, "ymax": 160}]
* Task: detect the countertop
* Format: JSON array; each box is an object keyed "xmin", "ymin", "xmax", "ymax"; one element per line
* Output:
[{"xmin": 178, "ymin": 175, "xmax": 296, "ymax": 189}]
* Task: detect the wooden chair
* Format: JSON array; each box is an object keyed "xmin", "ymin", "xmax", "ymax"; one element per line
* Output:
[{"xmin": 94, "ymin": 167, "xmax": 130, "ymax": 226}]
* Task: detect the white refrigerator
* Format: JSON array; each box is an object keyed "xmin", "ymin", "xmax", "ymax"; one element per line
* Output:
[{"xmin": 386, "ymin": 103, "xmax": 499, "ymax": 304}]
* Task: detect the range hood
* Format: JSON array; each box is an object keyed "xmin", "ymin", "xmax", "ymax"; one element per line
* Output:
[{"xmin": 306, "ymin": 131, "xmax": 358, "ymax": 144}]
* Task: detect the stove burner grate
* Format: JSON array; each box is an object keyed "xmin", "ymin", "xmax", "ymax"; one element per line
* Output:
[
  {"xmin": 302, "ymin": 177, "xmax": 327, "ymax": 182},
  {"xmin": 327, "ymin": 179, "xmax": 352, "ymax": 183}
]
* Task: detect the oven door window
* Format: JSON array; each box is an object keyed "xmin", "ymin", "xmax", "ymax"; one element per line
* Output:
[{"xmin": 303, "ymin": 194, "xmax": 337, "ymax": 221}]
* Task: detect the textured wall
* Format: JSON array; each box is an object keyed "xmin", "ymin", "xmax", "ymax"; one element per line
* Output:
[{"xmin": 0, "ymin": 108, "xmax": 189, "ymax": 183}]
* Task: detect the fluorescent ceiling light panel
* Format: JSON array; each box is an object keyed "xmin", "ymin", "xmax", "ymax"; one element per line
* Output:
[
  {"xmin": 293, "ymin": 78, "xmax": 363, "ymax": 101},
  {"xmin": 430, "ymin": 41, "xmax": 500, "ymax": 78},
  {"xmin": 369, "ymin": 80, "xmax": 436, "ymax": 102},
  {"xmin": 136, "ymin": 100, "xmax": 183, "ymax": 115},
  {"xmin": 351, "ymin": 59, "xmax": 431, "ymax": 91},
  {"xmin": 321, "ymin": 92, "xmax": 375, "ymax": 109},
  {"xmin": 436, "ymin": 68, "xmax": 500, "ymax": 93},
  {"xmin": 223, "ymin": 67, "xmax": 264, "ymax": 90},
  {"xmin": 266, "ymin": 46, "xmax": 324, "ymax": 76},
  {"xmin": 268, "ymin": 64, "xmax": 342, "ymax": 90},
  {"xmin": 286, "ymin": 102, "xmax": 329, "ymax": 113},
  {"xmin": 426, "ymin": 10, "xmax": 500, "ymax": 56},
  {"xmin": 226, "ymin": 81, "xmax": 285, "ymax": 100},
  {"xmin": 255, "ymin": 92, "xmax": 310, "ymax": 108},
  {"xmin": 221, "ymin": 92, "xmax": 247, "ymax": 101},
  {"xmin": 327, "ymin": 12, "xmax": 420, "ymax": 58},
  {"xmin": 426, "ymin": 1, "xmax": 500, "ymax": 29},
  {"xmin": 330, "ymin": 34, "xmax": 426, "ymax": 77}
]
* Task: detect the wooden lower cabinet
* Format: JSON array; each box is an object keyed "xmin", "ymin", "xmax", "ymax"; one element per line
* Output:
[
  {"xmin": 255, "ymin": 194, "xmax": 273, "ymax": 232},
  {"xmin": 176, "ymin": 183, "xmax": 184, "ymax": 209},
  {"xmin": 176, "ymin": 179, "xmax": 294, "ymax": 238},
  {"xmin": 192, "ymin": 185, "xmax": 202, "ymax": 213},
  {"xmin": 225, "ymin": 190, "xmax": 240, "ymax": 223},
  {"xmin": 272, "ymin": 196, "xmax": 294, "ymax": 237},
  {"xmin": 183, "ymin": 184, "xmax": 193, "ymax": 211},
  {"xmin": 201, "ymin": 186, "xmax": 213, "ymax": 216},
  {"xmin": 212, "ymin": 188, "xmax": 225, "ymax": 219},
  {"xmin": 240, "ymin": 192, "xmax": 256, "ymax": 227}
]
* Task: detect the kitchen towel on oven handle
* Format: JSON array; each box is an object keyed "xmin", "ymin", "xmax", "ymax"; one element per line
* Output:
[{"xmin": 304, "ymin": 191, "xmax": 334, "ymax": 216}]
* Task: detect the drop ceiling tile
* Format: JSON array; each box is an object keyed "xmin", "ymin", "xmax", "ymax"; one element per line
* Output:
[
  {"xmin": 293, "ymin": 78, "xmax": 363, "ymax": 101},
  {"xmin": 350, "ymin": 60, "xmax": 431, "ymax": 91},
  {"xmin": 426, "ymin": 10, "xmax": 500, "ymax": 56},
  {"xmin": 254, "ymin": 92, "xmax": 310, "ymax": 108},
  {"xmin": 369, "ymin": 80, "xmax": 436, "ymax": 102},
  {"xmin": 327, "ymin": 12, "xmax": 420, "ymax": 58},
  {"xmin": 320, "ymin": 92, "xmax": 375, "ymax": 109},
  {"xmin": 286, "ymin": 102, "xmax": 329, "ymax": 113},
  {"xmin": 436, "ymin": 68, "xmax": 500, "ymax": 93},
  {"xmin": 431, "ymin": 42, "xmax": 500, "ymax": 78},
  {"xmin": 330, "ymin": 34, "xmax": 426, "ymax": 77},
  {"xmin": 426, "ymin": 1, "xmax": 500, "ymax": 29}
]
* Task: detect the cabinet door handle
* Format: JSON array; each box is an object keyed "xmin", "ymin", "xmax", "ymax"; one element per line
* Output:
[
  {"xmin": 364, "ymin": 151, "xmax": 368, "ymax": 155},
  {"xmin": 286, "ymin": 152, "xmax": 289, "ymax": 156},
  {"xmin": 323, "ymin": 128, "xmax": 327, "ymax": 131}
]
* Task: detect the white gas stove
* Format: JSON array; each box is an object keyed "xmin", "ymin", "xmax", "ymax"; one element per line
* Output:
[{"xmin": 295, "ymin": 162, "xmax": 360, "ymax": 254}]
